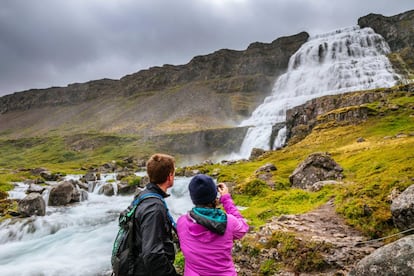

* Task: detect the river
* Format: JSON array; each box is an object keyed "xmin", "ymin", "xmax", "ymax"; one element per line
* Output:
[{"xmin": 0, "ymin": 174, "xmax": 193, "ymax": 276}]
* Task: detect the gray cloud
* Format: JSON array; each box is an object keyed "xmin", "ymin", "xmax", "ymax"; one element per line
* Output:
[{"xmin": 0, "ymin": 0, "xmax": 413, "ymax": 96}]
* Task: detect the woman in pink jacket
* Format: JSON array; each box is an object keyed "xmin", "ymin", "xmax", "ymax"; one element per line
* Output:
[{"xmin": 177, "ymin": 174, "xmax": 249, "ymax": 276}]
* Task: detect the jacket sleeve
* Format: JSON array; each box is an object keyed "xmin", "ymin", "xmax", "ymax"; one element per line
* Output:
[
  {"xmin": 220, "ymin": 193, "xmax": 249, "ymax": 239},
  {"xmin": 140, "ymin": 202, "xmax": 178, "ymax": 276}
]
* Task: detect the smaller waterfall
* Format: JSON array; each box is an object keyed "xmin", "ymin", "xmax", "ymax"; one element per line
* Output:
[{"xmin": 238, "ymin": 26, "xmax": 400, "ymax": 158}]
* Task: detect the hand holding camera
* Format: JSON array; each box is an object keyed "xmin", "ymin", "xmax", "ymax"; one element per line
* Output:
[{"xmin": 217, "ymin": 183, "xmax": 229, "ymax": 196}]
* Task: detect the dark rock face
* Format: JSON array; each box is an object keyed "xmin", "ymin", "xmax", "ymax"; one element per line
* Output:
[
  {"xmin": 289, "ymin": 152, "xmax": 343, "ymax": 190},
  {"xmin": 349, "ymin": 234, "xmax": 414, "ymax": 276},
  {"xmin": 358, "ymin": 10, "xmax": 414, "ymax": 80},
  {"xmin": 18, "ymin": 193, "xmax": 46, "ymax": 217},
  {"xmin": 285, "ymin": 83, "xmax": 414, "ymax": 144},
  {"xmin": 152, "ymin": 126, "xmax": 249, "ymax": 155},
  {"xmin": 0, "ymin": 32, "xmax": 309, "ymax": 115},
  {"xmin": 391, "ymin": 184, "xmax": 414, "ymax": 231},
  {"xmin": 358, "ymin": 10, "xmax": 414, "ymax": 52}
]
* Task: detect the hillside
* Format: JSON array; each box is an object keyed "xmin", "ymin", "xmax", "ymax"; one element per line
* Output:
[
  {"xmin": 0, "ymin": 10, "xmax": 413, "ymax": 147},
  {"xmin": 1, "ymin": 80, "xmax": 412, "ymax": 275}
]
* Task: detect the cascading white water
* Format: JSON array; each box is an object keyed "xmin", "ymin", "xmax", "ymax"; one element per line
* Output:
[
  {"xmin": 238, "ymin": 26, "xmax": 400, "ymax": 158},
  {"xmin": 0, "ymin": 175, "xmax": 193, "ymax": 276}
]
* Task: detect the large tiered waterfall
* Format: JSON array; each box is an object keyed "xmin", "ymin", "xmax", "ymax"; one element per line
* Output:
[{"xmin": 238, "ymin": 26, "xmax": 400, "ymax": 158}]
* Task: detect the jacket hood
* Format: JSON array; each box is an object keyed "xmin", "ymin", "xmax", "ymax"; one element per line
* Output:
[{"xmin": 189, "ymin": 207, "xmax": 227, "ymax": 235}]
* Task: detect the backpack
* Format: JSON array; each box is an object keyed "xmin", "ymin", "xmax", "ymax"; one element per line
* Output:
[{"xmin": 111, "ymin": 192, "xmax": 176, "ymax": 276}]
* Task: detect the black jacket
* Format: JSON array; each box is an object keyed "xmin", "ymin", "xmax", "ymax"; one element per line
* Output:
[{"xmin": 132, "ymin": 183, "xmax": 178, "ymax": 276}]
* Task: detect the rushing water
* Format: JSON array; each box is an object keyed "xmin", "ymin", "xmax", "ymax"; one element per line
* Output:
[
  {"xmin": 237, "ymin": 26, "xmax": 401, "ymax": 158},
  {"xmin": 0, "ymin": 175, "xmax": 193, "ymax": 276}
]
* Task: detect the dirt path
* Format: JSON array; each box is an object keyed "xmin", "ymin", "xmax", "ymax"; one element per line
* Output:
[{"xmin": 237, "ymin": 199, "xmax": 382, "ymax": 275}]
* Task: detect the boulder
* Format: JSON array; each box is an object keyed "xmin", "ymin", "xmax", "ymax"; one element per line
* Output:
[
  {"xmin": 18, "ymin": 193, "xmax": 46, "ymax": 217},
  {"xmin": 349, "ymin": 235, "xmax": 414, "ymax": 276},
  {"xmin": 99, "ymin": 183, "xmax": 115, "ymax": 196},
  {"xmin": 289, "ymin": 152, "xmax": 343, "ymax": 190},
  {"xmin": 48, "ymin": 181, "xmax": 78, "ymax": 206},
  {"xmin": 391, "ymin": 184, "xmax": 414, "ymax": 231},
  {"xmin": 249, "ymin": 148, "xmax": 266, "ymax": 160},
  {"xmin": 117, "ymin": 183, "xmax": 138, "ymax": 195},
  {"xmin": 83, "ymin": 172, "xmax": 97, "ymax": 182}
]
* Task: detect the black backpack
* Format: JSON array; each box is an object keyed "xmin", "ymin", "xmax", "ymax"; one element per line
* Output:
[{"xmin": 111, "ymin": 192, "xmax": 168, "ymax": 276}]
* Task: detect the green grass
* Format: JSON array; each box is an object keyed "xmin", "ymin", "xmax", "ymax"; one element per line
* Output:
[{"xmin": 0, "ymin": 87, "xmax": 413, "ymax": 240}]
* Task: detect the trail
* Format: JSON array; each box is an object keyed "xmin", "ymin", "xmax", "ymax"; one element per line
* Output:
[{"xmin": 237, "ymin": 199, "xmax": 383, "ymax": 275}]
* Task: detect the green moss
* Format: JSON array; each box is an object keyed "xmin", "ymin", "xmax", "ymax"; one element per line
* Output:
[
  {"xmin": 265, "ymin": 231, "xmax": 331, "ymax": 273},
  {"xmin": 259, "ymin": 259, "xmax": 279, "ymax": 275}
]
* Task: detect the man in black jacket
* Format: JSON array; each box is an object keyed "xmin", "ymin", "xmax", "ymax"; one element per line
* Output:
[{"xmin": 132, "ymin": 153, "xmax": 180, "ymax": 276}]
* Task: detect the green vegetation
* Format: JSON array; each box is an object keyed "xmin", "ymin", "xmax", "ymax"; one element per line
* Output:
[
  {"xmin": 0, "ymin": 86, "xmax": 413, "ymax": 261},
  {"xmin": 265, "ymin": 231, "xmax": 331, "ymax": 273}
]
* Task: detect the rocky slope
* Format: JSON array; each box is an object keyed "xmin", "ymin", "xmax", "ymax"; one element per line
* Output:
[{"xmin": 0, "ymin": 32, "xmax": 308, "ymax": 138}]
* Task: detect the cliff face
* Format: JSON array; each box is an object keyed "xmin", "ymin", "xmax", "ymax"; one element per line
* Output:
[
  {"xmin": 358, "ymin": 10, "xmax": 414, "ymax": 80},
  {"xmin": 0, "ymin": 32, "xmax": 308, "ymax": 139},
  {"xmin": 285, "ymin": 83, "xmax": 414, "ymax": 145},
  {"xmin": 358, "ymin": 10, "xmax": 414, "ymax": 52},
  {"xmin": 0, "ymin": 32, "xmax": 308, "ymax": 115}
]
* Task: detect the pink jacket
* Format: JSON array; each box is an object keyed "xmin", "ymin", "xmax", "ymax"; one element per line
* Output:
[{"xmin": 177, "ymin": 194, "xmax": 249, "ymax": 276}]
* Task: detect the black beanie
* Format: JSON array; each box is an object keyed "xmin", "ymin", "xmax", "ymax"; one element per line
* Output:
[{"xmin": 189, "ymin": 174, "xmax": 217, "ymax": 205}]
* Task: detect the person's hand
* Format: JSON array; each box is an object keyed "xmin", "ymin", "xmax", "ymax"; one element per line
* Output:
[{"xmin": 217, "ymin": 183, "xmax": 229, "ymax": 196}]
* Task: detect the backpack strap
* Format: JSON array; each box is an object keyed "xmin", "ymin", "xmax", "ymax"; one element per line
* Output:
[{"xmin": 132, "ymin": 192, "xmax": 177, "ymax": 228}]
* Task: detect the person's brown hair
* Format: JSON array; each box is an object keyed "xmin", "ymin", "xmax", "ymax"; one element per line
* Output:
[{"xmin": 146, "ymin": 153, "xmax": 175, "ymax": 184}]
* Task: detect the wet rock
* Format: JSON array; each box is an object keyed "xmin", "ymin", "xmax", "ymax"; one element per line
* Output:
[
  {"xmin": 48, "ymin": 181, "xmax": 78, "ymax": 206},
  {"xmin": 99, "ymin": 183, "xmax": 115, "ymax": 196},
  {"xmin": 18, "ymin": 193, "xmax": 46, "ymax": 217},
  {"xmin": 27, "ymin": 184, "xmax": 46, "ymax": 194}
]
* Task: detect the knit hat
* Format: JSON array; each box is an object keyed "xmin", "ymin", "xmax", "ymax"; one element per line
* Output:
[{"xmin": 189, "ymin": 174, "xmax": 217, "ymax": 205}]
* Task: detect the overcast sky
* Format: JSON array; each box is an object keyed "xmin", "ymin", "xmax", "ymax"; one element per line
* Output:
[{"xmin": 0, "ymin": 0, "xmax": 413, "ymax": 97}]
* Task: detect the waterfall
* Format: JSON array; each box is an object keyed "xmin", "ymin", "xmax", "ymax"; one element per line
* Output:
[{"xmin": 238, "ymin": 26, "xmax": 400, "ymax": 158}]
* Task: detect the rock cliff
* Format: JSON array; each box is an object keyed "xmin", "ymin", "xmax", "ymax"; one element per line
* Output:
[{"xmin": 359, "ymin": 9, "xmax": 414, "ymax": 80}]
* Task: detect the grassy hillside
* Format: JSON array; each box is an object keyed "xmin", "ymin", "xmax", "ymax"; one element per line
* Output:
[
  {"xmin": 1, "ymin": 86, "xmax": 413, "ymax": 240},
  {"xmin": 179, "ymin": 87, "xmax": 414, "ymax": 238}
]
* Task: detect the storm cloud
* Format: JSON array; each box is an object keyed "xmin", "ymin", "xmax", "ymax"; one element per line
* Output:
[{"xmin": 0, "ymin": 0, "xmax": 413, "ymax": 96}]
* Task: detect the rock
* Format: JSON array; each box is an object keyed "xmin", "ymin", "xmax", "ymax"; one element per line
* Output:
[
  {"xmin": 40, "ymin": 170, "xmax": 63, "ymax": 181},
  {"xmin": 117, "ymin": 183, "xmax": 137, "ymax": 195},
  {"xmin": 356, "ymin": 137, "xmax": 365, "ymax": 143},
  {"xmin": 48, "ymin": 181, "xmax": 78, "ymax": 206},
  {"xmin": 349, "ymin": 235, "xmax": 414, "ymax": 276},
  {"xmin": 256, "ymin": 163, "xmax": 277, "ymax": 173},
  {"xmin": 27, "ymin": 184, "xmax": 46, "ymax": 194},
  {"xmin": 289, "ymin": 152, "xmax": 343, "ymax": 190},
  {"xmin": 249, "ymin": 148, "xmax": 266, "ymax": 160},
  {"xmin": 391, "ymin": 184, "xmax": 414, "ymax": 231},
  {"xmin": 99, "ymin": 183, "xmax": 115, "ymax": 196},
  {"xmin": 116, "ymin": 171, "xmax": 134, "ymax": 180},
  {"xmin": 83, "ymin": 172, "xmax": 97, "ymax": 182},
  {"xmin": 18, "ymin": 193, "xmax": 46, "ymax": 217},
  {"xmin": 309, "ymin": 180, "xmax": 342, "ymax": 192}
]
